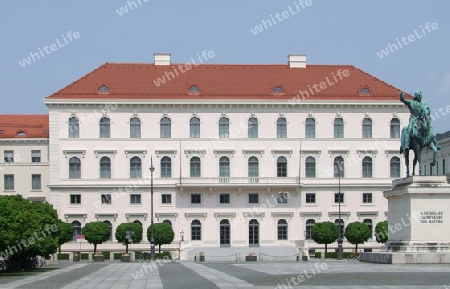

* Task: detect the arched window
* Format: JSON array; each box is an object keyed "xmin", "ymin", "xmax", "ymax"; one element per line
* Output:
[
  {"xmin": 163, "ymin": 220, "xmax": 172, "ymax": 226},
  {"xmin": 99, "ymin": 156, "xmax": 111, "ymax": 179},
  {"xmin": 69, "ymin": 157, "xmax": 81, "ymax": 179},
  {"xmin": 219, "ymin": 156, "xmax": 230, "ymax": 182},
  {"xmin": 305, "ymin": 156, "xmax": 316, "ymax": 178},
  {"xmin": 248, "ymin": 117, "xmax": 258, "ymax": 138},
  {"xmin": 68, "ymin": 117, "xmax": 79, "ymax": 138},
  {"xmin": 248, "ymin": 156, "xmax": 259, "ymax": 182},
  {"xmin": 219, "ymin": 117, "xmax": 229, "ymax": 138},
  {"xmin": 305, "ymin": 118, "xmax": 315, "ymax": 138},
  {"xmin": 335, "ymin": 219, "xmax": 345, "ymax": 239},
  {"xmin": 190, "ymin": 117, "xmax": 200, "ymax": 138},
  {"xmin": 277, "ymin": 156, "xmax": 287, "ymax": 177},
  {"xmin": 99, "ymin": 117, "xmax": 110, "ymax": 138},
  {"xmin": 360, "ymin": 87, "xmax": 370, "ymax": 94},
  {"xmin": 249, "ymin": 219, "xmax": 259, "ymax": 247},
  {"xmin": 160, "ymin": 117, "xmax": 171, "ymax": 138},
  {"xmin": 305, "ymin": 219, "xmax": 315, "ymax": 240},
  {"xmin": 277, "ymin": 117, "xmax": 287, "ymax": 138},
  {"xmin": 220, "ymin": 219, "xmax": 230, "ymax": 247},
  {"xmin": 161, "ymin": 156, "xmax": 172, "ymax": 178},
  {"xmin": 390, "ymin": 118, "xmax": 400, "ymax": 138},
  {"xmin": 98, "ymin": 85, "xmax": 109, "ymax": 94},
  {"xmin": 277, "ymin": 219, "xmax": 288, "ymax": 240},
  {"xmin": 72, "ymin": 221, "xmax": 81, "ymax": 241},
  {"xmin": 334, "ymin": 118, "xmax": 344, "ymax": 138},
  {"xmin": 362, "ymin": 118, "xmax": 372, "ymax": 138},
  {"xmin": 390, "ymin": 156, "xmax": 400, "ymax": 178},
  {"xmin": 130, "ymin": 117, "xmax": 141, "ymax": 138},
  {"xmin": 191, "ymin": 219, "xmax": 201, "ymax": 240},
  {"xmin": 334, "ymin": 156, "xmax": 344, "ymax": 178},
  {"xmin": 133, "ymin": 220, "xmax": 142, "ymax": 226},
  {"xmin": 130, "ymin": 156, "xmax": 142, "ymax": 179},
  {"xmin": 104, "ymin": 221, "xmax": 112, "ymax": 241},
  {"xmin": 362, "ymin": 156, "xmax": 373, "ymax": 178},
  {"xmin": 188, "ymin": 85, "xmax": 199, "ymax": 94},
  {"xmin": 273, "ymin": 86, "xmax": 283, "ymax": 94},
  {"xmin": 363, "ymin": 219, "xmax": 373, "ymax": 240},
  {"xmin": 190, "ymin": 156, "xmax": 201, "ymax": 177}
]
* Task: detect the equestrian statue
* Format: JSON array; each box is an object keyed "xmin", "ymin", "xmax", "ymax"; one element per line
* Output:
[{"xmin": 399, "ymin": 90, "xmax": 440, "ymax": 177}]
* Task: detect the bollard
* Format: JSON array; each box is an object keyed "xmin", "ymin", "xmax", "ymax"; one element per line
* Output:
[
  {"xmin": 194, "ymin": 255, "xmax": 197, "ymax": 262},
  {"xmin": 321, "ymin": 252, "xmax": 325, "ymax": 261}
]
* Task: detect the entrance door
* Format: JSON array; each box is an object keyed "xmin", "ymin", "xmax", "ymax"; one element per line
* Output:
[
  {"xmin": 249, "ymin": 219, "xmax": 259, "ymax": 247},
  {"xmin": 220, "ymin": 219, "xmax": 230, "ymax": 247}
]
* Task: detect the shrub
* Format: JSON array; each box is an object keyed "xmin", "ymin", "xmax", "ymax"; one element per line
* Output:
[
  {"xmin": 57, "ymin": 253, "xmax": 69, "ymax": 260},
  {"xmin": 114, "ymin": 253, "xmax": 122, "ymax": 260},
  {"xmin": 81, "ymin": 253, "xmax": 89, "ymax": 260}
]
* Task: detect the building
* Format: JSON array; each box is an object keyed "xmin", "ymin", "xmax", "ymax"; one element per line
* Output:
[
  {"xmin": 43, "ymin": 54, "xmax": 411, "ymax": 254},
  {"xmin": 0, "ymin": 115, "xmax": 50, "ymax": 202},
  {"xmin": 422, "ymin": 131, "xmax": 450, "ymax": 179}
]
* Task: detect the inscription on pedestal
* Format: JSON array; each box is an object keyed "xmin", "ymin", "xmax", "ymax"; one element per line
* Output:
[{"xmin": 419, "ymin": 211, "xmax": 443, "ymax": 224}]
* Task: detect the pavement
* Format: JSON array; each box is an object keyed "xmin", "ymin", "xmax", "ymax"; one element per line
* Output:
[{"xmin": 0, "ymin": 259, "xmax": 449, "ymax": 288}]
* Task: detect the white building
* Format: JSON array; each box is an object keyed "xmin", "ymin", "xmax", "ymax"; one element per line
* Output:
[
  {"xmin": 422, "ymin": 131, "xmax": 450, "ymax": 179},
  {"xmin": 44, "ymin": 54, "xmax": 411, "ymax": 253},
  {"xmin": 0, "ymin": 115, "xmax": 50, "ymax": 203}
]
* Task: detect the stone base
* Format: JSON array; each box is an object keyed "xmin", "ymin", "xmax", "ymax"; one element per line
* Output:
[
  {"xmin": 360, "ymin": 252, "xmax": 450, "ymax": 264},
  {"xmin": 386, "ymin": 241, "xmax": 450, "ymax": 252}
]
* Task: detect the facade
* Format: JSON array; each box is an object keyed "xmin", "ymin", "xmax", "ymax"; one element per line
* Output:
[
  {"xmin": 43, "ymin": 54, "xmax": 411, "ymax": 252},
  {"xmin": 422, "ymin": 131, "xmax": 450, "ymax": 179},
  {"xmin": 0, "ymin": 115, "xmax": 50, "ymax": 202}
]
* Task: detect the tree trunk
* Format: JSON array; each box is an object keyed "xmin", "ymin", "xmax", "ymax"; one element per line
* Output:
[
  {"xmin": 325, "ymin": 244, "xmax": 327, "ymax": 253},
  {"xmin": 158, "ymin": 244, "xmax": 161, "ymax": 253},
  {"xmin": 126, "ymin": 243, "xmax": 129, "ymax": 253},
  {"xmin": 355, "ymin": 244, "xmax": 358, "ymax": 251},
  {"xmin": 59, "ymin": 245, "xmax": 61, "ymax": 254},
  {"xmin": 94, "ymin": 244, "xmax": 97, "ymax": 254}
]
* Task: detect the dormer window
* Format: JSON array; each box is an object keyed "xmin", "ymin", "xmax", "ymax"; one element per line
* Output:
[
  {"xmin": 360, "ymin": 87, "xmax": 370, "ymax": 95},
  {"xmin": 188, "ymin": 85, "xmax": 200, "ymax": 94},
  {"xmin": 17, "ymin": 131, "xmax": 26, "ymax": 136},
  {"xmin": 273, "ymin": 86, "xmax": 283, "ymax": 94},
  {"xmin": 0, "ymin": 130, "xmax": 4, "ymax": 134},
  {"xmin": 98, "ymin": 85, "xmax": 110, "ymax": 94}
]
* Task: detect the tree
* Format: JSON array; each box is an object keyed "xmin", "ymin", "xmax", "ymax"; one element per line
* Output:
[
  {"xmin": 115, "ymin": 222, "xmax": 143, "ymax": 253},
  {"xmin": 311, "ymin": 221, "xmax": 339, "ymax": 253},
  {"xmin": 82, "ymin": 222, "xmax": 110, "ymax": 254},
  {"xmin": 344, "ymin": 221, "xmax": 371, "ymax": 251},
  {"xmin": 375, "ymin": 220, "xmax": 388, "ymax": 243},
  {"xmin": 57, "ymin": 221, "xmax": 74, "ymax": 253},
  {"xmin": 147, "ymin": 223, "xmax": 174, "ymax": 253}
]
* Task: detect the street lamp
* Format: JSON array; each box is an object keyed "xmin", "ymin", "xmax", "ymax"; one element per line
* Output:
[
  {"xmin": 150, "ymin": 156, "xmax": 155, "ymax": 261},
  {"xmin": 337, "ymin": 155, "xmax": 344, "ymax": 260},
  {"xmin": 180, "ymin": 230, "xmax": 184, "ymax": 242}
]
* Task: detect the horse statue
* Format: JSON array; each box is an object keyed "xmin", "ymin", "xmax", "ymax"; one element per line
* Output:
[{"xmin": 399, "ymin": 91, "xmax": 440, "ymax": 177}]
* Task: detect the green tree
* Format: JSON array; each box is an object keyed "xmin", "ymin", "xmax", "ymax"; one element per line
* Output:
[
  {"xmin": 344, "ymin": 221, "xmax": 371, "ymax": 251},
  {"xmin": 147, "ymin": 223, "xmax": 174, "ymax": 253},
  {"xmin": 82, "ymin": 222, "xmax": 110, "ymax": 254},
  {"xmin": 115, "ymin": 222, "xmax": 143, "ymax": 253},
  {"xmin": 57, "ymin": 221, "xmax": 74, "ymax": 253},
  {"xmin": 311, "ymin": 221, "xmax": 339, "ymax": 253},
  {"xmin": 375, "ymin": 220, "xmax": 388, "ymax": 243}
]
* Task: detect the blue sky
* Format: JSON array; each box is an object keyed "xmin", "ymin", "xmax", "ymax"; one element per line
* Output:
[{"xmin": 0, "ymin": 0, "xmax": 449, "ymax": 133}]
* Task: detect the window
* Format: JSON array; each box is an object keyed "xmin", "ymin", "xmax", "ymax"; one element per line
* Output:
[
  {"xmin": 334, "ymin": 156, "xmax": 344, "ymax": 178},
  {"xmin": 362, "ymin": 118, "xmax": 372, "ymax": 138},
  {"xmin": 249, "ymin": 193, "xmax": 259, "ymax": 204},
  {"xmin": 163, "ymin": 220, "xmax": 172, "ymax": 226},
  {"xmin": 305, "ymin": 156, "xmax": 316, "ymax": 178},
  {"xmin": 4, "ymin": 150, "xmax": 14, "ymax": 163},
  {"xmin": 99, "ymin": 117, "xmax": 110, "ymax": 138},
  {"xmin": 277, "ymin": 219, "xmax": 288, "ymax": 240},
  {"xmin": 363, "ymin": 193, "xmax": 372, "ymax": 203},
  {"xmin": 130, "ymin": 117, "xmax": 141, "ymax": 138},
  {"xmin": 98, "ymin": 85, "xmax": 109, "ymax": 93},
  {"xmin": 249, "ymin": 219, "xmax": 259, "ymax": 247},
  {"xmin": 277, "ymin": 156, "xmax": 287, "ymax": 177},
  {"xmin": 190, "ymin": 117, "xmax": 200, "ymax": 138},
  {"xmin": 219, "ymin": 156, "xmax": 230, "ymax": 182},
  {"xmin": 305, "ymin": 118, "xmax": 315, "ymax": 138},
  {"xmin": 362, "ymin": 156, "xmax": 373, "ymax": 178},
  {"xmin": 104, "ymin": 221, "xmax": 112, "ymax": 241},
  {"xmin": 32, "ymin": 174, "xmax": 41, "ymax": 190},
  {"xmin": 273, "ymin": 86, "xmax": 283, "ymax": 94},
  {"xmin": 360, "ymin": 87, "xmax": 370, "ymax": 94},
  {"xmin": 188, "ymin": 85, "xmax": 200, "ymax": 94},
  {"xmin": 248, "ymin": 156, "xmax": 259, "ymax": 182},
  {"xmin": 130, "ymin": 156, "xmax": 142, "ymax": 179},
  {"xmin": 219, "ymin": 117, "xmax": 229, "ymax": 138},
  {"xmin": 220, "ymin": 219, "xmax": 230, "ymax": 247},
  {"xmin": 390, "ymin": 118, "xmax": 400, "ymax": 138},
  {"xmin": 334, "ymin": 192, "xmax": 344, "ymax": 203},
  {"xmin": 191, "ymin": 194, "xmax": 201, "ymax": 204},
  {"xmin": 277, "ymin": 192, "xmax": 288, "ymax": 204},
  {"xmin": 277, "ymin": 117, "xmax": 287, "ymax": 138},
  {"xmin": 130, "ymin": 194, "xmax": 141, "ymax": 204},
  {"xmin": 305, "ymin": 219, "xmax": 315, "ymax": 239},
  {"xmin": 443, "ymin": 159, "xmax": 446, "ymax": 175},
  {"xmin": 162, "ymin": 194, "xmax": 172, "ymax": 204},
  {"xmin": 69, "ymin": 157, "xmax": 81, "ymax": 179},
  {"xmin": 101, "ymin": 194, "xmax": 112, "ymax": 204},
  {"xmin": 4, "ymin": 174, "xmax": 14, "ymax": 190},
  {"xmin": 68, "ymin": 117, "xmax": 79, "ymax": 138},
  {"xmin": 17, "ymin": 131, "xmax": 26, "ymax": 136},
  {"xmin": 191, "ymin": 219, "xmax": 201, "ymax": 240},
  {"xmin": 219, "ymin": 193, "xmax": 230, "ymax": 204},
  {"xmin": 305, "ymin": 193, "xmax": 316, "ymax": 204},
  {"xmin": 248, "ymin": 117, "xmax": 258, "ymax": 138},
  {"xmin": 160, "ymin": 117, "xmax": 171, "ymax": 138},
  {"xmin": 70, "ymin": 194, "xmax": 81, "ymax": 205},
  {"xmin": 390, "ymin": 157, "xmax": 400, "ymax": 178},
  {"xmin": 72, "ymin": 221, "xmax": 82, "ymax": 241},
  {"xmin": 334, "ymin": 118, "xmax": 344, "ymax": 138},
  {"xmin": 31, "ymin": 150, "xmax": 41, "ymax": 163},
  {"xmin": 190, "ymin": 157, "xmax": 201, "ymax": 177},
  {"xmin": 335, "ymin": 219, "xmax": 345, "ymax": 238},
  {"xmin": 161, "ymin": 156, "xmax": 172, "ymax": 178},
  {"xmin": 100, "ymin": 156, "xmax": 111, "ymax": 179},
  {"xmin": 363, "ymin": 219, "xmax": 373, "ymax": 239}
]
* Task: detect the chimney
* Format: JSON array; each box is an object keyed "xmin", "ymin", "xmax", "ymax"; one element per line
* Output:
[
  {"xmin": 154, "ymin": 53, "xmax": 171, "ymax": 65},
  {"xmin": 288, "ymin": 54, "xmax": 306, "ymax": 68}
]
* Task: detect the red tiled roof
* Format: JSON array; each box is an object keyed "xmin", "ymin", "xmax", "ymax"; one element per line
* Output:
[
  {"xmin": 46, "ymin": 63, "xmax": 408, "ymax": 101},
  {"xmin": 0, "ymin": 115, "xmax": 49, "ymax": 139}
]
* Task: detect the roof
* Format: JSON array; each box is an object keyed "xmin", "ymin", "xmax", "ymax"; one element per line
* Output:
[
  {"xmin": 436, "ymin": 131, "xmax": 450, "ymax": 142},
  {"xmin": 46, "ymin": 63, "xmax": 408, "ymax": 101},
  {"xmin": 0, "ymin": 115, "xmax": 49, "ymax": 139}
]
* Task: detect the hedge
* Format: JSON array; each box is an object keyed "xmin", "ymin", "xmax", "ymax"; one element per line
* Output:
[
  {"xmin": 114, "ymin": 253, "xmax": 122, "ymax": 260},
  {"xmin": 135, "ymin": 251, "xmax": 172, "ymax": 260},
  {"xmin": 314, "ymin": 252, "xmax": 357, "ymax": 259},
  {"xmin": 81, "ymin": 253, "xmax": 89, "ymax": 260},
  {"xmin": 57, "ymin": 253, "xmax": 69, "ymax": 260}
]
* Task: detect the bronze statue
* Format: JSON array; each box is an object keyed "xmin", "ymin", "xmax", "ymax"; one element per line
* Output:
[{"xmin": 400, "ymin": 90, "xmax": 440, "ymax": 177}]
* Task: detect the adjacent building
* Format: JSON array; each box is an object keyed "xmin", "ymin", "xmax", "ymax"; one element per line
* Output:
[{"xmin": 422, "ymin": 131, "xmax": 450, "ymax": 179}]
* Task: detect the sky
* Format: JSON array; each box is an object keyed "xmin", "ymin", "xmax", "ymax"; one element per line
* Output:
[{"xmin": 0, "ymin": 0, "xmax": 449, "ymax": 133}]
